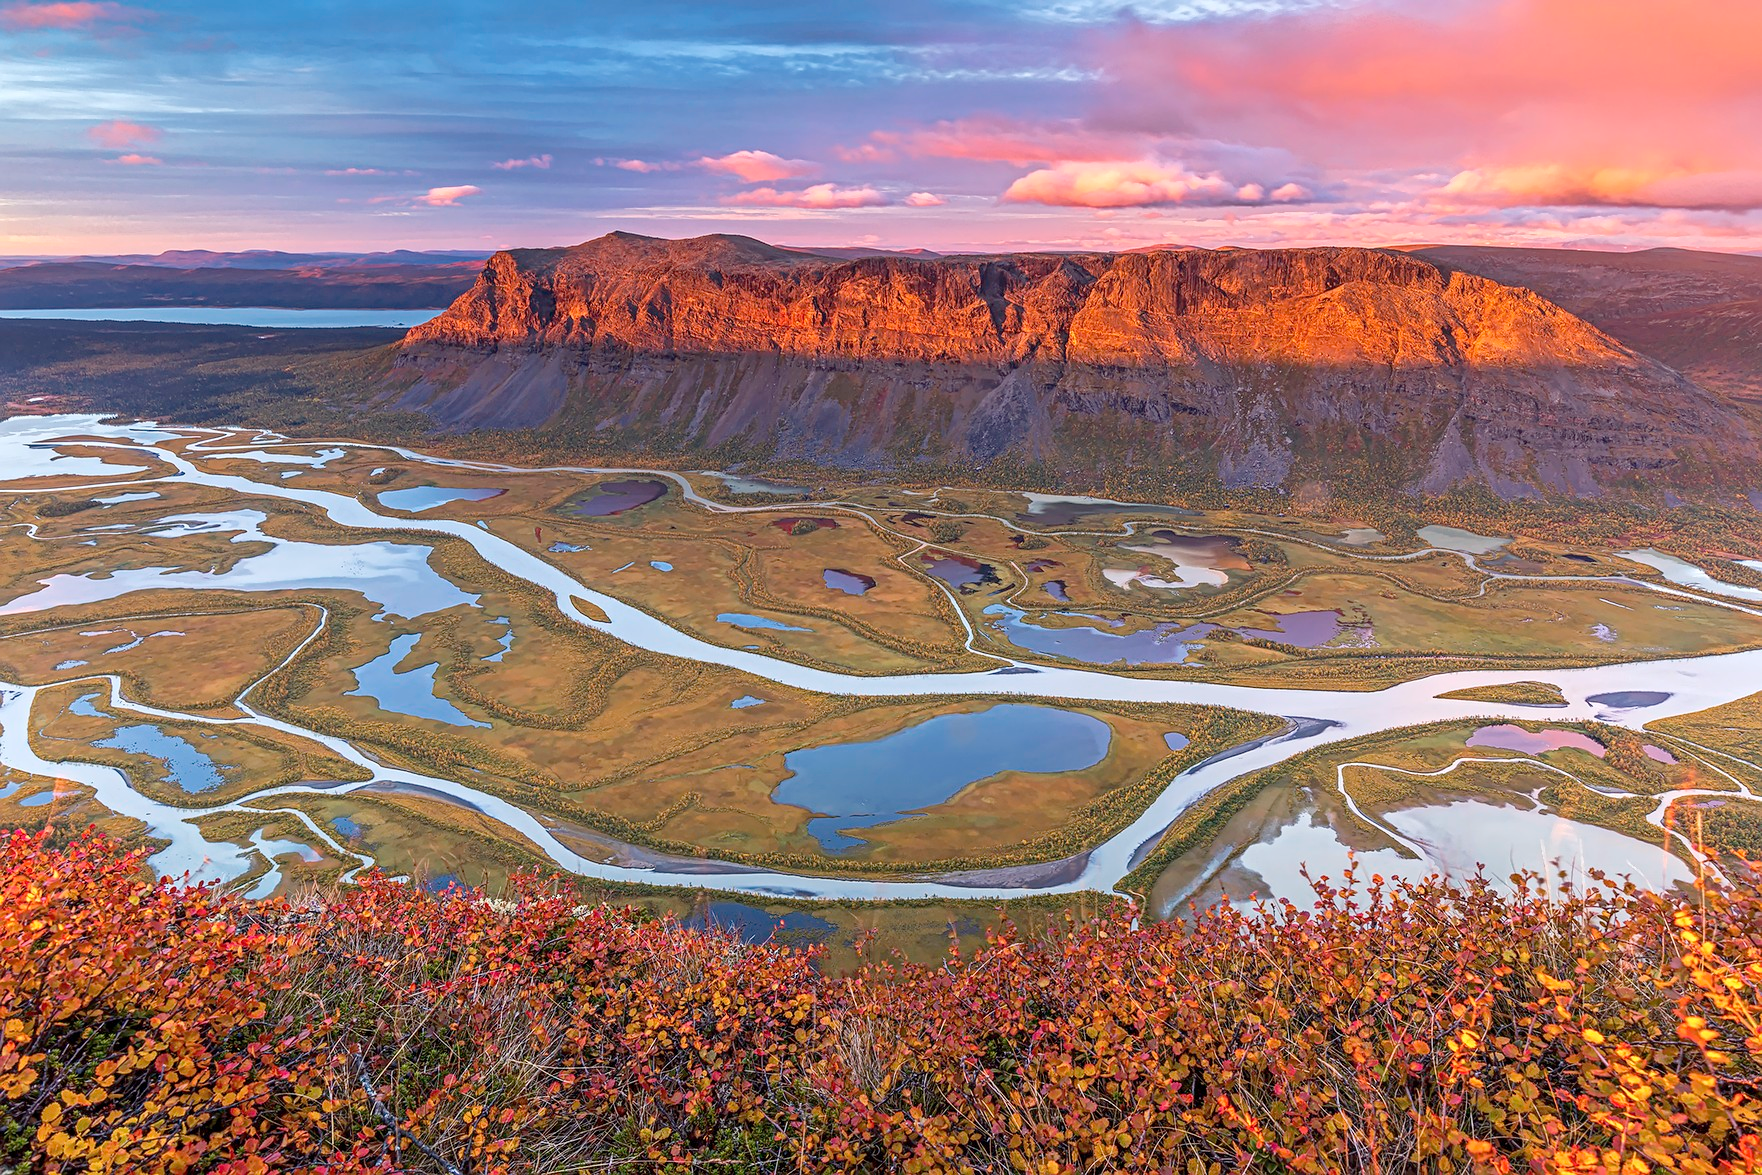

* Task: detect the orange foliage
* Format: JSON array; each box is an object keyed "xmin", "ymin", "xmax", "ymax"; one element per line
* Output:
[{"xmin": 2, "ymin": 828, "xmax": 1759, "ymax": 1173}]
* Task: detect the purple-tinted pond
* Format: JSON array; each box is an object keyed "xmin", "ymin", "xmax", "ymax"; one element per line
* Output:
[
  {"xmin": 922, "ymin": 553, "xmax": 999, "ymax": 592},
  {"xmin": 564, "ymin": 479, "xmax": 668, "ymax": 517},
  {"xmin": 983, "ymin": 603, "xmax": 1215, "ymax": 666},
  {"xmin": 1044, "ymin": 580, "xmax": 1070, "ymax": 602},
  {"xmin": 1234, "ymin": 610, "xmax": 1349, "ymax": 649},
  {"xmin": 1643, "ymin": 744, "xmax": 1680, "ymax": 764},
  {"xmin": 1466, "ymin": 724, "xmax": 1607, "ymax": 758},
  {"xmin": 823, "ymin": 568, "xmax": 876, "ymax": 596}
]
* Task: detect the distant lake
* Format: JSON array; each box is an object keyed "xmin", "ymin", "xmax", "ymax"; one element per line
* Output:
[{"xmin": 0, "ymin": 307, "xmax": 442, "ymax": 329}]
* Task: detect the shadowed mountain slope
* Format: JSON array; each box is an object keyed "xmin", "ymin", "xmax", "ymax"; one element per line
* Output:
[{"xmin": 384, "ymin": 232, "xmax": 1760, "ymax": 500}]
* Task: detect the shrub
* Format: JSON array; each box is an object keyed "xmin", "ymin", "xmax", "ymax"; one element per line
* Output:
[{"xmin": 3, "ymin": 828, "xmax": 1759, "ymax": 1173}]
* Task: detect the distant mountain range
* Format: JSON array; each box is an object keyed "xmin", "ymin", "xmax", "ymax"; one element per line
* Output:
[
  {"xmin": 380, "ymin": 231, "xmax": 1760, "ymax": 501},
  {"xmin": 0, "ymin": 251, "xmax": 486, "ymax": 310}
]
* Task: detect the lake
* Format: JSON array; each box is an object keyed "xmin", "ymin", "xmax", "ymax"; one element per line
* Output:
[
  {"xmin": 772, "ymin": 703, "xmax": 1113, "ymax": 852},
  {"xmin": 0, "ymin": 307, "xmax": 442, "ymax": 328}
]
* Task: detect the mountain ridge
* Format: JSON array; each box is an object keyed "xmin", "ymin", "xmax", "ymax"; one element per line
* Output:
[{"xmin": 385, "ymin": 232, "xmax": 1760, "ymax": 501}]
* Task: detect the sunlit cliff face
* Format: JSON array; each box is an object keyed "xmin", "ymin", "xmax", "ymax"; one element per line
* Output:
[{"xmin": 2, "ymin": 0, "xmax": 1760, "ymax": 253}]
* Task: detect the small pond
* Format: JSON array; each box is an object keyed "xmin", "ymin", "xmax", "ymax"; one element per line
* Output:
[
  {"xmin": 984, "ymin": 604, "xmax": 1213, "ymax": 666},
  {"xmin": 922, "ymin": 553, "xmax": 999, "ymax": 592},
  {"xmin": 718, "ymin": 613, "xmax": 812, "ymax": 633},
  {"xmin": 563, "ymin": 479, "xmax": 668, "ymax": 517},
  {"xmin": 773, "ymin": 703, "xmax": 1113, "ymax": 853},
  {"xmin": 823, "ymin": 568, "xmax": 876, "ymax": 596},
  {"xmin": 348, "ymin": 634, "xmax": 491, "ymax": 728},
  {"xmin": 1418, "ymin": 525, "xmax": 1511, "ymax": 555},
  {"xmin": 731, "ymin": 695, "xmax": 767, "ymax": 709},
  {"xmin": 378, "ymin": 485, "xmax": 505, "ymax": 512},
  {"xmin": 685, "ymin": 901, "xmax": 834, "ymax": 945},
  {"xmin": 1466, "ymin": 724, "xmax": 1605, "ymax": 757}
]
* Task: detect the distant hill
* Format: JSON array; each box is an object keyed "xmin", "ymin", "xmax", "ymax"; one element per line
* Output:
[
  {"xmin": 0, "ymin": 254, "xmax": 483, "ymax": 309},
  {"xmin": 1408, "ymin": 245, "xmax": 1762, "ymax": 407},
  {"xmin": 381, "ymin": 231, "xmax": 1758, "ymax": 500}
]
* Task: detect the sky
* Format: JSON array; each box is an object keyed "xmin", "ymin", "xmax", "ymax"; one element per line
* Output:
[{"xmin": 4, "ymin": 0, "xmax": 1762, "ymax": 255}]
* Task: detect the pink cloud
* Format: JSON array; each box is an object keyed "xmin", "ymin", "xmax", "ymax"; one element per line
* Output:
[
  {"xmin": 724, "ymin": 183, "xmax": 887, "ymax": 209},
  {"xmin": 492, "ymin": 154, "xmax": 552, "ymax": 171},
  {"xmin": 857, "ymin": 117, "xmax": 1146, "ymax": 166},
  {"xmin": 0, "ymin": 1, "xmax": 139, "ymax": 29},
  {"xmin": 109, "ymin": 153, "xmax": 160, "ymax": 166},
  {"xmin": 904, "ymin": 192, "xmax": 946, "ymax": 207},
  {"xmin": 1439, "ymin": 165, "xmax": 1762, "ymax": 212},
  {"xmin": 611, "ymin": 158, "xmax": 680, "ymax": 173},
  {"xmin": 417, "ymin": 185, "xmax": 481, "ymax": 207},
  {"xmin": 87, "ymin": 119, "xmax": 160, "ymax": 150},
  {"xmin": 1100, "ymin": 0, "xmax": 1762, "ymax": 211},
  {"xmin": 1002, "ymin": 159, "xmax": 1307, "ymax": 209},
  {"xmin": 699, "ymin": 150, "xmax": 819, "ymax": 184}
]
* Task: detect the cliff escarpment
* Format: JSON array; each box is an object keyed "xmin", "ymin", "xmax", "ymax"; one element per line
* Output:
[{"xmin": 385, "ymin": 232, "xmax": 1760, "ymax": 498}]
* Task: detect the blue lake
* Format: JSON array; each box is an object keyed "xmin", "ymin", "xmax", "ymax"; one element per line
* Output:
[
  {"xmin": 719, "ymin": 613, "xmax": 812, "ymax": 633},
  {"xmin": 823, "ymin": 568, "xmax": 875, "ymax": 596},
  {"xmin": 650, "ymin": 561, "xmax": 673, "ymax": 571},
  {"xmin": 0, "ymin": 307, "xmax": 442, "ymax": 329},
  {"xmin": 983, "ymin": 604, "xmax": 1214, "ymax": 666},
  {"xmin": 1164, "ymin": 732, "xmax": 1190, "ymax": 751},
  {"xmin": 773, "ymin": 703, "xmax": 1113, "ymax": 852},
  {"xmin": 685, "ymin": 900, "xmax": 834, "ymax": 944},
  {"xmin": 348, "ymin": 634, "xmax": 491, "ymax": 728},
  {"xmin": 95, "ymin": 723, "xmax": 232, "ymax": 793},
  {"xmin": 378, "ymin": 485, "xmax": 504, "ymax": 512},
  {"xmin": 731, "ymin": 695, "xmax": 767, "ymax": 709}
]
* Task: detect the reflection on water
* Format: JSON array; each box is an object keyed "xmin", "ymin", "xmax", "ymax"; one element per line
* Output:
[
  {"xmin": 719, "ymin": 613, "xmax": 811, "ymax": 633},
  {"xmin": 1466, "ymin": 723, "xmax": 1606, "ymax": 757},
  {"xmin": 774, "ymin": 703, "xmax": 1112, "ymax": 852},
  {"xmin": 1017, "ymin": 493, "xmax": 1198, "ymax": 527},
  {"xmin": 1617, "ymin": 548, "xmax": 1762, "ymax": 602},
  {"xmin": 379, "ymin": 485, "xmax": 504, "ymax": 512},
  {"xmin": 823, "ymin": 568, "xmax": 875, "ymax": 596},
  {"xmin": 348, "ymin": 634, "xmax": 491, "ymax": 728},
  {"xmin": 1418, "ymin": 525, "xmax": 1511, "ymax": 555},
  {"xmin": 984, "ymin": 604, "xmax": 1212, "ymax": 666},
  {"xmin": 563, "ymin": 479, "xmax": 667, "ymax": 517},
  {"xmin": 685, "ymin": 900, "xmax": 834, "ymax": 944},
  {"xmin": 922, "ymin": 554, "xmax": 999, "ymax": 592}
]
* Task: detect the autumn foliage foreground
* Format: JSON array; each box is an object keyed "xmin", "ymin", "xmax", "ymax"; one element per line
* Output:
[{"xmin": 4, "ymin": 831, "xmax": 1761, "ymax": 1175}]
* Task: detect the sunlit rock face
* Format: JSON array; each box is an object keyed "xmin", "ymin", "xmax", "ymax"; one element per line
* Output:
[{"xmin": 389, "ymin": 232, "xmax": 1759, "ymax": 497}]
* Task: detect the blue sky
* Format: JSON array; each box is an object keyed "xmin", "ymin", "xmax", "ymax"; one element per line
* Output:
[{"xmin": 5, "ymin": 0, "xmax": 1761, "ymax": 254}]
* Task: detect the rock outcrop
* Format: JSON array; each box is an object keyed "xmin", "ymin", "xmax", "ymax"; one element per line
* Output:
[{"xmin": 386, "ymin": 232, "xmax": 1760, "ymax": 498}]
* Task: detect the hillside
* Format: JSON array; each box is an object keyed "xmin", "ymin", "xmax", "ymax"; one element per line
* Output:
[
  {"xmin": 387, "ymin": 233, "xmax": 1759, "ymax": 500},
  {"xmin": 6, "ymin": 828, "xmax": 1760, "ymax": 1173},
  {"xmin": 1411, "ymin": 245, "xmax": 1762, "ymax": 408}
]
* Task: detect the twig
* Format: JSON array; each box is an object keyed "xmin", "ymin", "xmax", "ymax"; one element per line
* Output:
[{"xmin": 352, "ymin": 1051, "xmax": 466, "ymax": 1175}]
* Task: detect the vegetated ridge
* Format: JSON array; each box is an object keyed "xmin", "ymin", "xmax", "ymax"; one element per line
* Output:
[
  {"xmin": 5, "ymin": 827, "xmax": 1760, "ymax": 1173},
  {"xmin": 384, "ymin": 232, "xmax": 1761, "ymax": 501}
]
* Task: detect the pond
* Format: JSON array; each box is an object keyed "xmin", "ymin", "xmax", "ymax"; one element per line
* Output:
[
  {"xmin": 1116, "ymin": 532, "xmax": 1249, "ymax": 590},
  {"xmin": 1016, "ymin": 493, "xmax": 1199, "ymax": 527},
  {"xmin": 1466, "ymin": 724, "xmax": 1605, "ymax": 757},
  {"xmin": 773, "ymin": 703, "xmax": 1114, "ymax": 852},
  {"xmin": 1616, "ymin": 549, "xmax": 1762, "ymax": 602},
  {"xmin": 922, "ymin": 553, "xmax": 999, "ymax": 592},
  {"xmin": 1044, "ymin": 580, "xmax": 1070, "ymax": 602},
  {"xmin": 86, "ymin": 711, "xmax": 233, "ymax": 794},
  {"xmin": 718, "ymin": 613, "xmax": 812, "ymax": 633},
  {"xmin": 378, "ymin": 485, "xmax": 505, "ymax": 512},
  {"xmin": 703, "ymin": 472, "xmax": 809, "ymax": 496},
  {"xmin": 1417, "ymin": 525, "xmax": 1512, "ymax": 555},
  {"xmin": 823, "ymin": 568, "xmax": 876, "ymax": 596},
  {"xmin": 0, "ymin": 510, "xmax": 478, "ymax": 621},
  {"xmin": 1587, "ymin": 691, "xmax": 1671, "ymax": 710},
  {"xmin": 685, "ymin": 900, "xmax": 834, "ymax": 945},
  {"xmin": 731, "ymin": 695, "xmax": 767, "ymax": 709},
  {"xmin": 984, "ymin": 604, "xmax": 1213, "ymax": 666},
  {"xmin": 1234, "ymin": 610, "xmax": 1354, "ymax": 649},
  {"xmin": 563, "ymin": 479, "xmax": 668, "ymax": 517},
  {"xmin": 348, "ymin": 634, "xmax": 492, "ymax": 728}
]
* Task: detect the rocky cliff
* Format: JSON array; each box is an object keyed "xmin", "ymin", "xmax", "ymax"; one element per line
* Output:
[{"xmin": 387, "ymin": 232, "xmax": 1760, "ymax": 499}]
